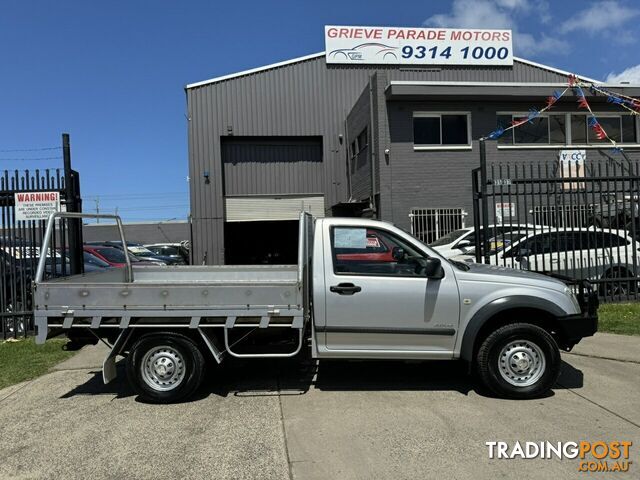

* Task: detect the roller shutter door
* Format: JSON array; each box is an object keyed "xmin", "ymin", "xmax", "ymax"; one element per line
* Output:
[{"xmin": 225, "ymin": 195, "xmax": 325, "ymax": 222}]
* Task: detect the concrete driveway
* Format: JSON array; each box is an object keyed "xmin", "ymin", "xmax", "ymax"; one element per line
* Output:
[{"xmin": 0, "ymin": 333, "xmax": 638, "ymax": 480}]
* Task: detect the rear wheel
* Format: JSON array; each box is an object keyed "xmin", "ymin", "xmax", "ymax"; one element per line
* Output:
[
  {"xmin": 476, "ymin": 323, "xmax": 560, "ymax": 399},
  {"xmin": 126, "ymin": 332, "xmax": 205, "ymax": 403},
  {"xmin": 600, "ymin": 268, "xmax": 636, "ymax": 299}
]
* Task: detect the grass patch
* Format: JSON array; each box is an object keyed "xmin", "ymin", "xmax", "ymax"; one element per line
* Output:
[
  {"xmin": 0, "ymin": 337, "xmax": 76, "ymax": 390},
  {"xmin": 598, "ymin": 303, "xmax": 640, "ymax": 336}
]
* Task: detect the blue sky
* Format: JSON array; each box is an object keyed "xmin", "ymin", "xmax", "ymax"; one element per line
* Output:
[{"xmin": 1, "ymin": 0, "xmax": 639, "ymax": 221}]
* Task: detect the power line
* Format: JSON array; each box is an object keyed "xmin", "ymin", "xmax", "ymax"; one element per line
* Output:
[
  {"xmin": 84, "ymin": 191, "xmax": 188, "ymax": 200},
  {"xmin": 0, "ymin": 156, "xmax": 63, "ymax": 161},
  {"xmin": 98, "ymin": 204, "xmax": 189, "ymax": 212},
  {"xmin": 0, "ymin": 146, "xmax": 61, "ymax": 153}
]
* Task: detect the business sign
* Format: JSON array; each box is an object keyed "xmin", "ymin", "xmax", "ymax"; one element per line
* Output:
[
  {"xmin": 325, "ymin": 25, "xmax": 513, "ymax": 66},
  {"xmin": 559, "ymin": 150, "xmax": 586, "ymax": 191},
  {"xmin": 14, "ymin": 191, "xmax": 60, "ymax": 221},
  {"xmin": 495, "ymin": 202, "xmax": 516, "ymax": 224}
]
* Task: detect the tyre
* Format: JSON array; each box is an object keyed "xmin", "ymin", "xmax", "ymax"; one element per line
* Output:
[
  {"xmin": 126, "ymin": 332, "xmax": 205, "ymax": 403},
  {"xmin": 476, "ymin": 323, "xmax": 560, "ymax": 399},
  {"xmin": 600, "ymin": 268, "xmax": 635, "ymax": 299}
]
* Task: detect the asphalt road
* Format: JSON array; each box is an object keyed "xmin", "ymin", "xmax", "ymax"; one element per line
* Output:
[{"xmin": 0, "ymin": 334, "xmax": 638, "ymax": 480}]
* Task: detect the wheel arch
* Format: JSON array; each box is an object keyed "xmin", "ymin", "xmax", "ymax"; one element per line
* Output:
[{"xmin": 460, "ymin": 296, "xmax": 565, "ymax": 363}]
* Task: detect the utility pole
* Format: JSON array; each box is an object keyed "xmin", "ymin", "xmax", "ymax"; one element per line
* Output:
[
  {"xmin": 94, "ymin": 197, "xmax": 100, "ymax": 223},
  {"xmin": 62, "ymin": 133, "xmax": 83, "ymax": 274}
]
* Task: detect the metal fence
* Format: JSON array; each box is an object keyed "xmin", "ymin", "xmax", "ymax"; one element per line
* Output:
[
  {"xmin": 410, "ymin": 207, "xmax": 467, "ymax": 244},
  {"xmin": 1, "ymin": 137, "xmax": 82, "ymax": 339},
  {"xmin": 472, "ymin": 142, "xmax": 640, "ymax": 302}
]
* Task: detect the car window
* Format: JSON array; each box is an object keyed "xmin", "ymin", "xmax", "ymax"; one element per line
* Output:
[
  {"xmin": 83, "ymin": 251, "xmax": 110, "ymax": 267},
  {"xmin": 94, "ymin": 247, "xmax": 136, "ymax": 263},
  {"xmin": 331, "ymin": 226, "xmax": 428, "ymax": 277},
  {"xmin": 505, "ymin": 233, "xmax": 554, "ymax": 257},
  {"xmin": 162, "ymin": 246, "xmax": 179, "ymax": 256},
  {"xmin": 593, "ymin": 232, "xmax": 630, "ymax": 248},
  {"xmin": 429, "ymin": 228, "xmax": 470, "ymax": 247}
]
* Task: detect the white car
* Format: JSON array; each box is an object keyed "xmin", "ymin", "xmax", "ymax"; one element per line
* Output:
[
  {"xmin": 429, "ymin": 224, "xmax": 533, "ymax": 259},
  {"xmin": 452, "ymin": 227, "xmax": 639, "ymax": 296}
]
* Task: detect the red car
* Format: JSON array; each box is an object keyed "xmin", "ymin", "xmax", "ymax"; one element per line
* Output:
[{"xmin": 83, "ymin": 245, "xmax": 161, "ymax": 268}]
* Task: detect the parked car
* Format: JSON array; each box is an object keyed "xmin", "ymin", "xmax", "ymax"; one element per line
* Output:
[
  {"xmin": 429, "ymin": 224, "xmax": 534, "ymax": 258},
  {"xmin": 451, "ymin": 227, "xmax": 639, "ymax": 296},
  {"xmin": 2, "ymin": 245, "xmax": 112, "ymax": 336},
  {"xmin": 82, "ymin": 250, "xmax": 114, "ymax": 271},
  {"xmin": 86, "ymin": 241, "xmax": 178, "ymax": 265},
  {"xmin": 144, "ymin": 242, "xmax": 189, "ymax": 264},
  {"xmin": 83, "ymin": 245, "xmax": 164, "ymax": 268},
  {"xmin": 452, "ymin": 230, "xmax": 531, "ymax": 261}
]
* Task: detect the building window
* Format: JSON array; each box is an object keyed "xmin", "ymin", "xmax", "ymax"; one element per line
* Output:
[
  {"xmin": 413, "ymin": 113, "xmax": 471, "ymax": 148},
  {"xmin": 571, "ymin": 114, "xmax": 635, "ymax": 144},
  {"xmin": 498, "ymin": 114, "xmax": 567, "ymax": 145},
  {"xmin": 498, "ymin": 112, "xmax": 638, "ymax": 146},
  {"xmin": 409, "ymin": 207, "xmax": 467, "ymax": 244},
  {"xmin": 357, "ymin": 127, "xmax": 368, "ymax": 152},
  {"xmin": 349, "ymin": 140, "xmax": 357, "ymax": 173}
]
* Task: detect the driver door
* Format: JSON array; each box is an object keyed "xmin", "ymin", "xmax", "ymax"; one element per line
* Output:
[{"xmin": 322, "ymin": 224, "xmax": 460, "ymax": 356}]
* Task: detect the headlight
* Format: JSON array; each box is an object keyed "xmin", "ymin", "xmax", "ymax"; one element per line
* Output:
[{"xmin": 564, "ymin": 286, "xmax": 581, "ymax": 311}]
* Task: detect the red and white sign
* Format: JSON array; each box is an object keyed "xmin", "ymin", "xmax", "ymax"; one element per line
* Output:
[
  {"xmin": 14, "ymin": 191, "xmax": 60, "ymax": 221},
  {"xmin": 325, "ymin": 25, "xmax": 513, "ymax": 66},
  {"xmin": 495, "ymin": 202, "xmax": 516, "ymax": 224}
]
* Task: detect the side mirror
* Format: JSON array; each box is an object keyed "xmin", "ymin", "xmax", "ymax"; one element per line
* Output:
[
  {"xmin": 392, "ymin": 246, "xmax": 405, "ymax": 261},
  {"xmin": 424, "ymin": 257, "xmax": 444, "ymax": 279},
  {"xmin": 455, "ymin": 240, "xmax": 471, "ymax": 250},
  {"xmin": 514, "ymin": 248, "xmax": 530, "ymax": 262}
]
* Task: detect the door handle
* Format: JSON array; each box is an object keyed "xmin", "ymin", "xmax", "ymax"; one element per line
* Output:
[{"xmin": 330, "ymin": 283, "xmax": 362, "ymax": 295}]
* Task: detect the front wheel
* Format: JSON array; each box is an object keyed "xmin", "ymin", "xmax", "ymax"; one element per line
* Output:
[
  {"xmin": 126, "ymin": 332, "xmax": 205, "ymax": 403},
  {"xmin": 476, "ymin": 323, "xmax": 560, "ymax": 399}
]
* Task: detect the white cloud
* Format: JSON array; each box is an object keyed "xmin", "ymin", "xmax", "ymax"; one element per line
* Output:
[
  {"xmin": 561, "ymin": 1, "xmax": 640, "ymax": 33},
  {"xmin": 606, "ymin": 64, "xmax": 640, "ymax": 84},
  {"xmin": 494, "ymin": 0, "xmax": 530, "ymax": 10},
  {"xmin": 424, "ymin": 0, "xmax": 568, "ymax": 56},
  {"xmin": 425, "ymin": 0, "xmax": 514, "ymax": 30},
  {"xmin": 515, "ymin": 33, "xmax": 570, "ymax": 56}
]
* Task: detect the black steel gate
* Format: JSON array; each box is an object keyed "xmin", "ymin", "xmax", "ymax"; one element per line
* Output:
[
  {"xmin": 0, "ymin": 134, "xmax": 82, "ymax": 339},
  {"xmin": 473, "ymin": 140, "xmax": 640, "ymax": 302}
]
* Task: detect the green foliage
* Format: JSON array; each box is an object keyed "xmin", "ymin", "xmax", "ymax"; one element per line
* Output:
[
  {"xmin": 598, "ymin": 303, "xmax": 640, "ymax": 336},
  {"xmin": 0, "ymin": 338, "xmax": 75, "ymax": 390}
]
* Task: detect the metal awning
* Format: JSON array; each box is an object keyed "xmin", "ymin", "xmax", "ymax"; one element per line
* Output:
[{"xmin": 385, "ymin": 81, "xmax": 640, "ymax": 100}]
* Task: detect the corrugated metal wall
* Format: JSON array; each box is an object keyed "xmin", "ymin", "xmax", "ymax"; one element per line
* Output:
[
  {"xmin": 187, "ymin": 54, "xmax": 575, "ymax": 264},
  {"xmin": 222, "ymin": 137, "xmax": 323, "ymax": 195},
  {"xmin": 346, "ymin": 84, "xmax": 372, "ymax": 202},
  {"xmin": 225, "ymin": 195, "xmax": 325, "ymax": 222}
]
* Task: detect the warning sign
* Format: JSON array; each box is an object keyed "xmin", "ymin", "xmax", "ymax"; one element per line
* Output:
[
  {"xmin": 14, "ymin": 191, "xmax": 60, "ymax": 221},
  {"xmin": 495, "ymin": 202, "xmax": 515, "ymax": 224}
]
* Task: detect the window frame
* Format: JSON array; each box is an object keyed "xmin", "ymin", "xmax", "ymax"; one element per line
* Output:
[
  {"xmin": 413, "ymin": 112, "xmax": 472, "ymax": 151},
  {"xmin": 497, "ymin": 111, "xmax": 640, "ymax": 149},
  {"xmin": 330, "ymin": 225, "xmax": 431, "ymax": 278}
]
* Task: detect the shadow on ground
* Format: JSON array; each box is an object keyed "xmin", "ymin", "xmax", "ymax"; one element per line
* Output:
[{"xmin": 59, "ymin": 355, "xmax": 584, "ymax": 403}]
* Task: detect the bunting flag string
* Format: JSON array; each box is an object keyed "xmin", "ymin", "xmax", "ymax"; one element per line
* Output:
[
  {"xmin": 485, "ymin": 73, "xmax": 640, "ymax": 153},
  {"xmin": 571, "ymin": 80, "xmax": 618, "ymax": 149},
  {"xmin": 486, "ymin": 87, "xmax": 569, "ymax": 140},
  {"xmin": 588, "ymin": 84, "xmax": 640, "ymax": 116}
]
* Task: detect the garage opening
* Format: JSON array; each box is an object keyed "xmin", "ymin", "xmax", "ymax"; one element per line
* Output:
[{"xmin": 224, "ymin": 220, "xmax": 299, "ymax": 265}]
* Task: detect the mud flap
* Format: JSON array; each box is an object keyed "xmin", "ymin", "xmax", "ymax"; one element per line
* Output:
[
  {"xmin": 102, "ymin": 330, "xmax": 132, "ymax": 384},
  {"xmin": 35, "ymin": 315, "xmax": 48, "ymax": 345}
]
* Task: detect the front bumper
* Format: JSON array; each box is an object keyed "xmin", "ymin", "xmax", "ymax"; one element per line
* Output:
[{"xmin": 557, "ymin": 279, "xmax": 599, "ymax": 349}]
